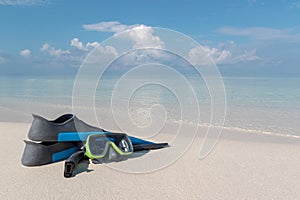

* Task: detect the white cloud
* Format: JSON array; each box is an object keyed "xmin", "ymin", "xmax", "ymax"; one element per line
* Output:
[
  {"xmin": 188, "ymin": 46, "xmax": 215, "ymax": 66},
  {"xmin": 38, "ymin": 39, "xmax": 116, "ymax": 67},
  {"xmin": 86, "ymin": 41, "xmax": 99, "ymax": 49},
  {"xmin": 70, "ymin": 38, "xmax": 99, "ymax": 51},
  {"xmin": 83, "ymin": 21, "xmax": 136, "ymax": 33},
  {"xmin": 20, "ymin": 49, "xmax": 31, "ymax": 57},
  {"xmin": 116, "ymin": 25, "xmax": 165, "ymax": 49},
  {"xmin": 219, "ymin": 26, "xmax": 300, "ymax": 41},
  {"xmin": 189, "ymin": 42, "xmax": 260, "ymax": 65},
  {"xmin": 188, "ymin": 46, "xmax": 232, "ymax": 65},
  {"xmin": 0, "ymin": 0, "xmax": 47, "ymax": 6},
  {"xmin": 70, "ymin": 38, "xmax": 84, "ymax": 50},
  {"xmin": 41, "ymin": 43, "xmax": 70, "ymax": 57},
  {"xmin": 201, "ymin": 46, "xmax": 231, "ymax": 64},
  {"xmin": 83, "ymin": 21, "xmax": 165, "ymax": 49}
]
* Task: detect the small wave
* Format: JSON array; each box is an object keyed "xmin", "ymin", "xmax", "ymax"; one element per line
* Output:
[
  {"xmin": 167, "ymin": 119, "xmax": 300, "ymax": 139},
  {"xmin": 221, "ymin": 125, "xmax": 300, "ymax": 139}
]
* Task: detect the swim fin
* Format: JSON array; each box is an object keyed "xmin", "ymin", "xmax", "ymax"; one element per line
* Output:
[
  {"xmin": 28, "ymin": 114, "xmax": 104, "ymax": 142},
  {"xmin": 27, "ymin": 114, "xmax": 157, "ymax": 146},
  {"xmin": 23, "ymin": 114, "xmax": 169, "ymax": 167},
  {"xmin": 21, "ymin": 140, "xmax": 82, "ymax": 166}
]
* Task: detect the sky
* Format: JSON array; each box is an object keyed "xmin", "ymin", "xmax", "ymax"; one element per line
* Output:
[{"xmin": 0, "ymin": 0, "xmax": 300, "ymax": 76}]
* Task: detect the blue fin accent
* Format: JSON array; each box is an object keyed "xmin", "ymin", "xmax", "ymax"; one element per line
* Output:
[
  {"xmin": 52, "ymin": 147, "xmax": 78, "ymax": 162},
  {"xmin": 129, "ymin": 136, "xmax": 153, "ymax": 145},
  {"xmin": 57, "ymin": 132, "xmax": 108, "ymax": 142},
  {"xmin": 57, "ymin": 132, "xmax": 154, "ymax": 145}
]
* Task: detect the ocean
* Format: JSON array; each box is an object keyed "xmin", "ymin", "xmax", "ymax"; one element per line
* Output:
[{"xmin": 0, "ymin": 75, "xmax": 299, "ymax": 138}]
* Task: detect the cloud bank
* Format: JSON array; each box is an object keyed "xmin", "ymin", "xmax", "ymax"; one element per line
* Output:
[
  {"xmin": 6, "ymin": 21, "xmax": 270, "ymax": 71},
  {"xmin": 219, "ymin": 26, "xmax": 300, "ymax": 41},
  {"xmin": 36, "ymin": 21, "xmax": 263, "ymax": 68},
  {"xmin": 83, "ymin": 21, "xmax": 137, "ymax": 33}
]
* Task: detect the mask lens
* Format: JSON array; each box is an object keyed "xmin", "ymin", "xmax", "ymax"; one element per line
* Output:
[
  {"xmin": 86, "ymin": 133, "xmax": 133, "ymax": 159},
  {"xmin": 88, "ymin": 136, "xmax": 109, "ymax": 156}
]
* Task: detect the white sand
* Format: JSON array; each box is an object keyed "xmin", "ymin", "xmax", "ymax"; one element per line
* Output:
[{"xmin": 0, "ymin": 122, "xmax": 300, "ymax": 199}]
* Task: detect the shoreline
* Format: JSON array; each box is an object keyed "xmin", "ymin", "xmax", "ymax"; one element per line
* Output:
[{"xmin": 2, "ymin": 121, "xmax": 299, "ymax": 143}]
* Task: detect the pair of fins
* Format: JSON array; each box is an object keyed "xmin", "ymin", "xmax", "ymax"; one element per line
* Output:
[{"xmin": 21, "ymin": 114, "xmax": 169, "ymax": 167}]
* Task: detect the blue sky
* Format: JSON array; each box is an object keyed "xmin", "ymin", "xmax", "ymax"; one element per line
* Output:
[{"xmin": 0, "ymin": 0, "xmax": 300, "ymax": 76}]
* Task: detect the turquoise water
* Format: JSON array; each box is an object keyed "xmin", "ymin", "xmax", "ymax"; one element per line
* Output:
[
  {"xmin": 223, "ymin": 77, "xmax": 300, "ymax": 136},
  {"xmin": 0, "ymin": 75, "xmax": 299, "ymax": 137}
]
